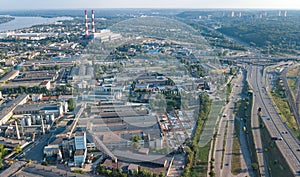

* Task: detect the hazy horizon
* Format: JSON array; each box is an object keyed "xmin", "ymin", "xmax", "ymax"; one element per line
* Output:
[{"xmin": 1, "ymin": 0, "xmax": 300, "ymax": 10}]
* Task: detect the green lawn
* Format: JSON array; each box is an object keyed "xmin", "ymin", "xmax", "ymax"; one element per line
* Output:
[{"xmin": 270, "ymin": 79, "xmax": 300, "ymax": 139}]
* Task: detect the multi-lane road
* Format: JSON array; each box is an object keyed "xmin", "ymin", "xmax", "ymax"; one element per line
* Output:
[
  {"xmin": 213, "ymin": 71, "xmax": 253, "ymax": 177},
  {"xmin": 247, "ymin": 65, "xmax": 269, "ymax": 177},
  {"xmin": 248, "ymin": 64, "xmax": 300, "ymax": 176}
]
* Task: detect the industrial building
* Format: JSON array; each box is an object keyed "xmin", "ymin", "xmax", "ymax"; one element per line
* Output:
[
  {"xmin": 13, "ymin": 102, "xmax": 68, "ymax": 117},
  {"xmin": 83, "ymin": 10, "xmax": 121, "ymax": 42},
  {"xmin": 0, "ymin": 94, "xmax": 29, "ymax": 125},
  {"xmin": 74, "ymin": 131, "xmax": 87, "ymax": 166},
  {"xmin": 0, "ymin": 70, "xmax": 19, "ymax": 83},
  {"xmin": 43, "ymin": 130, "xmax": 87, "ymax": 167}
]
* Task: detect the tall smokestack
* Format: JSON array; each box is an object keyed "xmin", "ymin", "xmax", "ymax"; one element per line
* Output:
[
  {"xmin": 41, "ymin": 119, "xmax": 45, "ymax": 135},
  {"xmin": 85, "ymin": 10, "xmax": 89, "ymax": 37},
  {"xmin": 15, "ymin": 121, "xmax": 20, "ymax": 140},
  {"xmin": 92, "ymin": 10, "xmax": 95, "ymax": 33}
]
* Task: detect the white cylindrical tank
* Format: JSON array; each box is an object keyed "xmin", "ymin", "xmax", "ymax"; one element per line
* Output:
[
  {"xmin": 36, "ymin": 115, "xmax": 41, "ymax": 124},
  {"xmin": 26, "ymin": 117, "xmax": 32, "ymax": 126},
  {"xmin": 45, "ymin": 115, "xmax": 50, "ymax": 124},
  {"xmin": 21, "ymin": 118, "xmax": 26, "ymax": 126},
  {"xmin": 31, "ymin": 115, "xmax": 36, "ymax": 125},
  {"xmin": 50, "ymin": 114, "xmax": 55, "ymax": 122}
]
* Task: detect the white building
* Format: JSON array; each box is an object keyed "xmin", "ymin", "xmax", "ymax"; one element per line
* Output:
[
  {"xmin": 75, "ymin": 132, "xmax": 86, "ymax": 150},
  {"xmin": 74, "ymin": 131, "xmax": 87, "ymax": 166},
  {"xmin": 32, "ymin": 94, "xmax": 43, "ymax": 102},
  {"xmin": 74, "ymin": 149, "xmax": 86, "ymax": 166}
]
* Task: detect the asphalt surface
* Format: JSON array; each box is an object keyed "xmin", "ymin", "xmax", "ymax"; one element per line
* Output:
[
  {"xmin": 214, "ymin": 72, "xmax": 252, "ymax": 177},
  {"xmin": 24, "ymin": 126, "xmax": 66, "ymax": 163},
  {"xmin": 248, "ymin": 64, "xmax": 300, "ymax": 176},
  {"xmin": 247, "ymin": 65, "xmax": 269, "ymax": 177}
]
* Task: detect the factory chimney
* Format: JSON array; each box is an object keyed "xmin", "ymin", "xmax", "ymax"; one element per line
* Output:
[
  {"xmin": 15, "ymin": 121, "xmax": 20, "ymax": 140},
  {"xmin": 85, "ymin": 10, "xmax": 89, "ymax": 37},
  {"xmin": 41, "ymin": 119, "xmax": 45, "ymax": 135},
  {"xmin": 92, "ymin": 10, "xmax": 95, "ymax": 33}
]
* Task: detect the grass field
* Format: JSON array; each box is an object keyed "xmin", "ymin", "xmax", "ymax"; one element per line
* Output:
[
  {"xmin": 231, "ymin": 133, "xmax": 242, "ymax": 175},
  {"xmin": 199, "ymin": 100, "xmax": 225, "ymax": 147},
  {"xmin": 287, "ymin": 79, "xmax": 296, "ymax": 95},
  {"xmin": 270, "ymin": 79, "xmax": 300, "ymax": 139},
  {"xmin": 189, "ymin": 142, "xmax": 211, "ymax": 177},
  {"xmin": 287, "ymin": 68, "xmax": 300, "ymax": 77}
]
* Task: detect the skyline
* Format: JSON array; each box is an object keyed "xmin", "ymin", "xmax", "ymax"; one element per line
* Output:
[{"xmin": 1, "ymin": 0, "xmax": 300, "ymax": 10}]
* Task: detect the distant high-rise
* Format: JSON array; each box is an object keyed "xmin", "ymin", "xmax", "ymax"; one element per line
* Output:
[
  {"xmin": 231, "ymin": 11, "xmax": 235, "ymax": 17},
  {"xmin": 278, "ymin": 10, "xmax": 281, "ymax": 17},
  {"xmin": 239, "ymin": 12, "xmax": 242, "ymax": 18},
  {"xmin": 284, "ymin": 11, "xmax": 287, "ymax": 17}
]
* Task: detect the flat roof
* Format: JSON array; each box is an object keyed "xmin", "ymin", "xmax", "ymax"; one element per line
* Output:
[
  {"xmin": 21, "ymin": 164, "xmax": 89, "ymax": 177},
  {"xmin": 75, "ymin": 132, "xmax": 85, "ymax": 136},
  {"xmin": 113, "ymin": 150, "xmax": 167, "ymax": 166},
  {"xmin": 1, "ymin": 81, "xmax": 40, "ymax": 88},
  {"xmin": 74, "ymin": 149, "xmax": 85, "ymax": 156},
  {"xmin": 15, "ymin": 103, "xmax": 59, "ymax": 112}
]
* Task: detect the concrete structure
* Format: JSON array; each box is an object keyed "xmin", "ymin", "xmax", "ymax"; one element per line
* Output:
[
  {"xmin": 93, "ymin": 30, "xmax": 122, "ymax": 42},
  {"xmin": 32, "ymin": 94, "xmax": 43, "ymax": 102},
  {"xmin": 44, "ymin": 144, "xmax": 60, "ymax": 157},
  {"xmin": 75, "ymin": 132, "xmax": 86, "ymax": 150},
  {"xmin": 14, "ymin": 163, "xmax": 89, "ymax": 177},
  {"xmin": 0, "ymin": 95, "xmax": 29, "ymax": 125},
  {"xmin": 92, "ymin": 10, "xmax": 95, "ymax": 33},
  {"xmin": 14, "ymin": 102, "xmax": 67, "ymax": 117},
  {"xmin": 85, "ymin": 10, "xmax": 89, "ymax": 37},
  {"xmin": 74, "ymin": 149, "xmax": 87, "ymax": 166},
  {"xmin": 0, "ymin": 70, "xmax": 19, "ymax": 83},
  {"xmin": 74, "ymin": 131, "xmax": 87, "ymax": 166},
  {"xmin": 40, "ymin": 80, "xmax": 51, "ymax": 90}
]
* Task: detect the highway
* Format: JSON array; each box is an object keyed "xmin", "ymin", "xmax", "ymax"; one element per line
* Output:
[
  {"xmin": 213, "ymin": 71, "xmax": 252, "ymax": 177},
  {"xmin": 247, "ymin": 65, "xmax": 269, "ymax": 177},
  {"xmin": 248, "ymin": 64, "xmax": 300, "ymax": 176}
]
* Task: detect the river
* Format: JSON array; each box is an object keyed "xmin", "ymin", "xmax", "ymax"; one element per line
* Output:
[{"xmin": 0, "ymin": 16, "xmax": 73, "ymax": 32}]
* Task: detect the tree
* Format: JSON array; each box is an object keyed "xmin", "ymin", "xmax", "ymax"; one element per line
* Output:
[
  {"xmin": 130, "ymin": 135, "xmax": 141, "ymax": 150},
  {"xmin": 67, "ymin": 98, "xmax": 76, "ymax": 112},
  {"xmin": 130, "ymin": 135, "xmax": 141, "ymax": 143},
  {"xmin": 13, "ymin": 145, "xmax": 22, "ymax": 154},
  {"xmin": 251, "ymin": 162, "xmax": 259, "ymax": 170}
]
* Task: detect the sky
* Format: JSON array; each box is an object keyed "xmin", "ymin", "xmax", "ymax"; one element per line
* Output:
[{"xmin": 0, "ymin": 0, "xmax": 300, "ymax": 10}]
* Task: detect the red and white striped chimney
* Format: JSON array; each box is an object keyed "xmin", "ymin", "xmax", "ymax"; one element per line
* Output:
[
  {"xmin": 92, "ymin": 10, "xmax": 95, "ymax": 33},
  {"xmin": 85, "ymin": 10, "xmax": 89, "ymax": 37}
]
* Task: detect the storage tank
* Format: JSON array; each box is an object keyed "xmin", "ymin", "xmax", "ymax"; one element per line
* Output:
[
  {"xmin": 45, "ymin": 115, "xmax": 50, "ymax": 124},
  {"xmin": 50, "ymin": 114, "xmax": 55, "ymax": 123},
  {"xmin": 36, "ymin": 115, "xmax": 41, "ymax": 124},
  {"xmin": 31, "ymin": 115, "xmax": 37, "ymax": 125},
  {"xmin": 21, "ymin": 118, "xmax": 26, "ymax": 126},
  {"xmin": 26, "ymin": 116, "xmax": 32, "ymax": 126}
]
